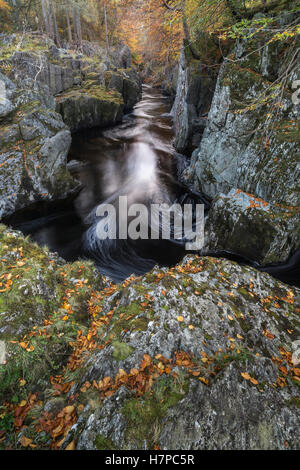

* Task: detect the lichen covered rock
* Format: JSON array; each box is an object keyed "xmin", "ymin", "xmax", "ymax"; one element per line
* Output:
[
  {"xmin": 172, "ymin": 37, "xmax": 223, "ymax": 155},
  {"xmin": 56, "ymin": 84, "xmax": 124, "ymax": 133},
  {"xmin": 0, "ymin": 34, "xmax": 141, "ymax": 217},
  {"xmin": 59, "ymin": 257, "xmax": 300, "ymax": 450},
  {"xmin": 0, "ymin": 75, "xmax": 78, "ymax": 219},
  {"xmin": 1, "ymin": 230, "xmax": 299, "ymax": 450},
  {"xmin": 183, "ymin": 32, "xmax": 300, "ymax": 264},
  {"xmin": 204, "ymin": 189, "xmax": 300, "ymax": 265}
]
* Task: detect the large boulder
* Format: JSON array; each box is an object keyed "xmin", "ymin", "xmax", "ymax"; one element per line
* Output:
[
  {"xmin": 105, "ymin": 68, "xmax": 142, "ymax": 113},
  {"xmin": 0, "ymin": 230, "xmax": 299, "ymax": 450},
  {"xmin": 204, "ymin": 189, "xmax": 300, "ymax": 265},
  {"xmin": 56, "ymin": 83, "xmax": 124, "ymax": 133}
]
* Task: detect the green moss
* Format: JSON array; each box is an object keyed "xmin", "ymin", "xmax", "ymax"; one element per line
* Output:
[
  {"xmin": 112, "ymin": 341, "xmax": 134, "ymax": 361},
  {"xmin": 0, "ymin": 225, "xmax": 104, "ymax": 402},
  {"xmin": 122, "ymin": 372, "xmax": 189, "ymax": 448},
  {"xmin": 286, "ymin": 397, "xmax": 300, "ymax": 409},
  {"xmin": 57, "ymin": 83, "xmax": 123, "ymax": 106},
  {"xmin": 95, "ymin": 434, "xmax": 120, "ymax": 451}
]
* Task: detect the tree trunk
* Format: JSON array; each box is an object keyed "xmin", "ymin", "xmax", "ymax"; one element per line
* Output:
[
  {"xmin": 40, "ymin": 0, "xmax": 50, "ymax": 36},
  {"xmin": 49, "ymin": 0, "xmax": 61, "ymax": 47},
  {"xmin": 66, "ymin": 4, "xmax": 73, "ymax": 44},
  {"xmin": 72, "ymin": 5, "xmax": 82, "ymax": 49},
  {"xmin": 104, "ymin": 1, "xmax": 109, "ymax": 53}
]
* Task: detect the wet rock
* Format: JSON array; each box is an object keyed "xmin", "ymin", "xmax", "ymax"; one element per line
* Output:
[
  {"xmin": 172, "ymin": 38, "xmax": 221, "ymax": 155},
  {"xmin": 203, "ymin": 189, "xmax": 300, "ymax": 265},
  {"xmin": 56, "ymin": 85, "xmax": 124, "ymax": 133},
  {"xmin": 0, "ymin": 93, "xmax": 78, "ymax": 219},
  {"xmin": 183, "ymin": 35, "xmax": 300, "ymax": 264}
]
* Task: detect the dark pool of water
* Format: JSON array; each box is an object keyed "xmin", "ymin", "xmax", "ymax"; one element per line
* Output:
[
  {"xmin": 4, "ymin": 85, "xmax": 300, "ymax": 286},
  {"xmin": 6, "ymin": 86, "xmax": 206, "ymax": 282}
]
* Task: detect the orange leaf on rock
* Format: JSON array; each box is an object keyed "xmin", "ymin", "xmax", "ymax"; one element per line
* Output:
[
  {"xmin": 20, "ymin": 435, "xmax": 33, "ymax": 448},
  {"xmin": 64, "ymin": 406, "xmax": 75, "ymax": 415},
  {"xmin": 65, "ymin": 441, "xmax": 76, "ymax": 451},
  {"xmin": 241, "ymin": 372, "xmax": 251, "ymax": 381}
]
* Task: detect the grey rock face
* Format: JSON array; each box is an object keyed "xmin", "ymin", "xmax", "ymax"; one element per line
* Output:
[
  {"xmin": 172, "ymin": 44, "xmax": 218, "ymax": 155},
  {"xmin": 161, "ymin": 64, "xmax": 178, "ymax": 102},
  {"xmin": 109, "ymin": 43, "xmax": 132, "ymax": 70},
  {"xmin": 56, "ymin": 91, "xmax": 124, "ymax": 133},
  {"xmin": 0, "ymin": 35, "xmax": 141, "ymax": 217},
  {"xmin": 0, "ymin": 86, "xmax": 78, "ymax": 219},
  {"xmin": 0, "ymin": 97, "xmax": 14, "ymax": 118},
  {"xmin": 182, "ymin": 37, "xmax": 300, "ymax": 264},
  {"xmin": 184, "ymin": 42, "xmax": 300, "ymax": 207},
  {"xmin": 57, "ymin": 256, "xmax": 300, "ymax": 450},
  {"xmin": 203, "ymin": 189, "xmax": 300, "ymax": 265}
]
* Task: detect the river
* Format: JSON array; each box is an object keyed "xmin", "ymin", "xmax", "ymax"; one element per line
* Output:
[{"xmin": 5, "ymin": 85, "xmax": 300, "ymax": 286}]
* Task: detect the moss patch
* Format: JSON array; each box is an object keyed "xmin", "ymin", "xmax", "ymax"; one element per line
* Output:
[
  {"xmin": 122, "ymin": 372, "xmax": 190, "ymax": 449},
  {"xmin": 112, "ymin": 341, "xmax": 134, "ymax": 361}
]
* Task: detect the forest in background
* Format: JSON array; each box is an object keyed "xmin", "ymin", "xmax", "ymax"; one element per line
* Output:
[{"xmin": 0, "ymin": 1, "xmax": 299, "ymax": 74}]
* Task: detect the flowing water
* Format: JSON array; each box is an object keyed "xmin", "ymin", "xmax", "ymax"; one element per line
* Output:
[
  {"xmin": 5, "ymin": 85, "xmax": 300, "ymax": 286},
  {"xmin": 7, "ymin": 85, "xmax": 206, "ymax": 282}
]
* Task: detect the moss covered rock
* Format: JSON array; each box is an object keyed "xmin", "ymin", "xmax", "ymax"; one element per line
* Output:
[
  {"xmin": 0, "ymin": 33, "xmax": 141, "ymax": 217},
  {"xmin": 55, "ymin": 255, "xmax": 300, "ymax": 450},
  {"xmin": 0, "ymin": 224, "xmax": 107, "ymax": 404},
  {"xmin": 0, "ymin": 75, "xmax": 78, "ymax": 219},
  {"xmin": 56, "ymin": 84, "xmax": 124, "ymax": 133},
  {"xmin": 204, "ymin": 189, "xmax": 300, "ymax": 265},
  {"xmin": 1, "ymin": 237, "xmax": 297, "ymax": 450}
]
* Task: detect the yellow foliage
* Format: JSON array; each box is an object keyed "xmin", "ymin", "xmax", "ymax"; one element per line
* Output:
[{"xmin": 0, "ymin": 0, "xmax": 11, "ymax": 12}]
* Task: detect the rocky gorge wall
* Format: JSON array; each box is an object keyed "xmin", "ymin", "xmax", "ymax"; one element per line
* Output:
[
  {"xmin": 0, "ymin": 34, "xmax": 141, "ymax": 219},
  {"xmin": 172, "ymin": 37, "xmax": 223, "ymax": 155},
  {"xmin": 174, "ymin": 14, "xmax": 300, "ymax": 266}
]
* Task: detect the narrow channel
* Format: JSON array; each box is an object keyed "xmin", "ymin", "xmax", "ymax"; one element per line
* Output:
[{"xmin": 5, "ymin": 85, "xmax": 300, "ymax": 286}]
